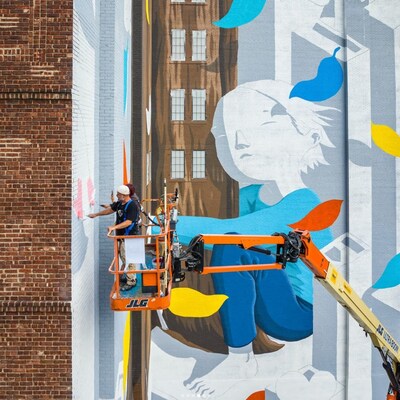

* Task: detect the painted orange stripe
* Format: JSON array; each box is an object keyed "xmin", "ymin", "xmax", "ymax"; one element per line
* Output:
[
  {"xmin": 123, "ymin": 140, "xmax": 129, "ymax": 184},
  {"xmin": 202, "ymin": 263, "xmax": 283, "ymax": 274}
]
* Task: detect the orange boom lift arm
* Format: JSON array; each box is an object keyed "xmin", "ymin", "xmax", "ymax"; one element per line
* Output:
[{"xmin": 176, "ymin": 230, "xmax": 400, "ymax": 400}]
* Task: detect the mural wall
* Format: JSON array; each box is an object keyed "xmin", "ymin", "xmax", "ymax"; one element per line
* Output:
[{"xmin": 148, "ymin": 1, "xmax": 400, "ymax": 399}]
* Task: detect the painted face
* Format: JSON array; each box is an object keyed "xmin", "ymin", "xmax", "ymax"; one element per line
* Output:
[{"xmin": 217, "ymin": 87, "xmax": 315, "ymax": 183}]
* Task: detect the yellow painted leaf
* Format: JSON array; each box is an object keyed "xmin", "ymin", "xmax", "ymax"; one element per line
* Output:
[
  {"xmin": 145, "ymin": 0, "xmax": 150, "ymax": 25},
  {"xmin": 169, "ymin": 287, "xmax": 228, "ymax": 318},
  {"xmin": 123, "ymin": 313, "xmax": 130, "ymax": 397},
  {"xmin": 372, "ymin": 122, "xmax": 400, "ymax": 157}
]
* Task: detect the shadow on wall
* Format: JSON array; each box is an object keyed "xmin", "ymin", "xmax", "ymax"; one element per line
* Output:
[
  {"xmin": 74, "ymin": 0, "xmax": 96, "ymax": 49},
  {"xmin": 72, "ymin": 214, "xmax": 89, "ymax": 275}
]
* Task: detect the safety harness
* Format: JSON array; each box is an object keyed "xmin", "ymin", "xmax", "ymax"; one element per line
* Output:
[{"xmin": 122, "ymin": 199, "xmax": 139, "ymax": 235}]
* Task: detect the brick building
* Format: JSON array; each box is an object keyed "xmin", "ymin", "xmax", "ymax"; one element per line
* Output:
[
  {"xmin": 0, "ymin": 1, "xmax": 132, "ymax": 399},
  {"xmin": 0, "ymin": 1, "xmax": 73, "ymax": 399}
]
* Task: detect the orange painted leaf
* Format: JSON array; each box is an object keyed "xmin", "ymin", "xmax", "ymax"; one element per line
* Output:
[
  {"xmin": 123, "ymin": 140, "xmax": 129, "ymax": 184},
  {"xmin": 288, "ymin": 199, "xmax": 343, "ymax": 231},
  {"xmin": 246, "ymin": 390, "xmax": 265, "ymax": 400}
]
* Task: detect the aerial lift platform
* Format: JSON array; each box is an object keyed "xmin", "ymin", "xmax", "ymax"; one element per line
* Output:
[{"xmin": 107, "ymin": 187, "xmax": 179, "ymax": 311}]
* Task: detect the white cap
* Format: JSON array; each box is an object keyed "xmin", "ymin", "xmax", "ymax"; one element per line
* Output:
[{"xmin": 117, "ymin": 185, "xmax": 130, "ymax": 195}]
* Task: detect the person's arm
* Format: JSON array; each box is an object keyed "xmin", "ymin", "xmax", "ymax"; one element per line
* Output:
[
  {"xmin": 108, "ymin": 219, "xmax": 132, "ymax": 234},
  {"xmin": 87, "ymin": 208, "xmax": 114, "ymax": 218}
]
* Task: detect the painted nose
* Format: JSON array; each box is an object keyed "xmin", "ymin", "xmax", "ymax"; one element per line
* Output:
[{"xmin": 235, "ymin": 130, "xmax": 250, "ymax": 150}]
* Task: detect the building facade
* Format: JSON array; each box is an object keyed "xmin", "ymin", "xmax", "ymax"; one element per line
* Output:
[
  {"xmin": 0, "ymin": 1, "xmax": 73, "ymax": 398},
  {"xmin": 1, "ymin": 1, "xmax": 133, "ymax": 399},
  {"xmin": 151, "ymin": 0, "xmax": 238, "ymax": 218}
]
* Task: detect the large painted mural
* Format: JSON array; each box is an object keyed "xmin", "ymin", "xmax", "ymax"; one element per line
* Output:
[{"xmin": 147, "ymin": 1, "xmax": 400, "ymax": 399}]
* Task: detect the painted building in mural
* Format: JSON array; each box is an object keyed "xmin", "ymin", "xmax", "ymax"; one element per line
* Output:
[{"xmin": 150, "ymin": 0, "xmax": 238, "ymax": 218}]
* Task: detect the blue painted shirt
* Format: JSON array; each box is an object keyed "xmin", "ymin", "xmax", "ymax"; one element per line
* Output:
[{"xmin": 176, "ymin": 185, "xmax": 332, "ymax": 304}]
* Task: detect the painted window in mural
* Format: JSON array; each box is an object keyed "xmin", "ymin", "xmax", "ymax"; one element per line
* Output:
[
  {"xmin": 192, "ymin": 30, "xmax": 206, "ymax": 61},
  {"xmin": 171, "ymin": 150, "xmax": 185, "ymax": 179},
  {"xmin": 192, "ymin": 89, "xmax": 206, "ymax": 120},
  {"xmin": 192, "ymin": 0, "xmax": 206, "ymax": 3},
  {"xmin": 171, "ymin": 89, "xmax": 185, "ymax": 121},
  {"xmin": 146, "ymin": 151, "xmax": 151, "ymax": 185},
  {"xmin": 171, "ymin": 29, "xmax": 186, "ymax": 61},
  {"xmin": 171, "ymin": 0, "xmax": 185, "ymax": 3},
  {"xmin": 192, "ymin": 150, "xmax": 206, "ymax": 178}
]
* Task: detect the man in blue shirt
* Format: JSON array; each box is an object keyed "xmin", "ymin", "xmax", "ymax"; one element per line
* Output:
[{"xmin": 88, "ymin": 184, "xmax": 140, "ymax": 290}]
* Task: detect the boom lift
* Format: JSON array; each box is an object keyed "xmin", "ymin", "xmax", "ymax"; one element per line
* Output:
[
  {"xmin": 107, "ymin": 192, "xmax": 400, "ymax": 399},
  {"xmin": 107, "ymin": 186, "xmax": 179, "ymax": 311}
]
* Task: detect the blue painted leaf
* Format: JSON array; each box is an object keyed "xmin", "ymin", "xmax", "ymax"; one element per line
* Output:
[
  {"xmin": 213, "ymin": 0, "xmax": 267, "ymax": 29},
  {"xmin": 373, "ymin": 253, "xmax": 400, "ymax": 289},
  {"xmin": 290, "ymin": 47, "xmax": 344, "ymax": 102},
  {"xmin": 123, "ymin": 47, "xmax": 129, "ymax": 113}
]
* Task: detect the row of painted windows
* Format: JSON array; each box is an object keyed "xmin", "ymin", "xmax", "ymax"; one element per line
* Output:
[
  {"xmin": 146, "ymin": 150, "xmax": 205, "ymax": 182},
  {"xmin": 171, "ymin": 150, "xmax": 206, "ymax": 179},
  {"xmin": 171, "ymin": 29, "xmax": 206, "ymax": 62},
  {"xmin": 171, "ymin": 89, "xmax": 206, "ymax": 121},
  {"xmin": 169, "ymin": 3, "xmax": 206, "ymax": 179}
]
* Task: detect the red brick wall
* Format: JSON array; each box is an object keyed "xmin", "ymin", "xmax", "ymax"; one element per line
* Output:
[
  {"xmin": 0, "ymin": 1, "xmax": 73, "ymax": 398},
  {"xmin": 0, "ymin": 304, "xmax": 72, "ymax": 400},
  {"xmin": 0, "ymin": 0, "xmax": 73, "ymax": 93}
]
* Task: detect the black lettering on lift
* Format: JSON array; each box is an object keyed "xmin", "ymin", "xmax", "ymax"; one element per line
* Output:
[{"xmin": 126, "ymin": 298, "xmax": 149, "ymax": 308}]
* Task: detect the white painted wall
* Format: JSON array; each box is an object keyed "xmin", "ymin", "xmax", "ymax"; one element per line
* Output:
[
  {"xmin": 72, "ymin": 0, "xmax": 99, "ymax": 398},
  {"xmin": 72, "ymin": 0, "xmax": 131, "ymax": 398}
]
